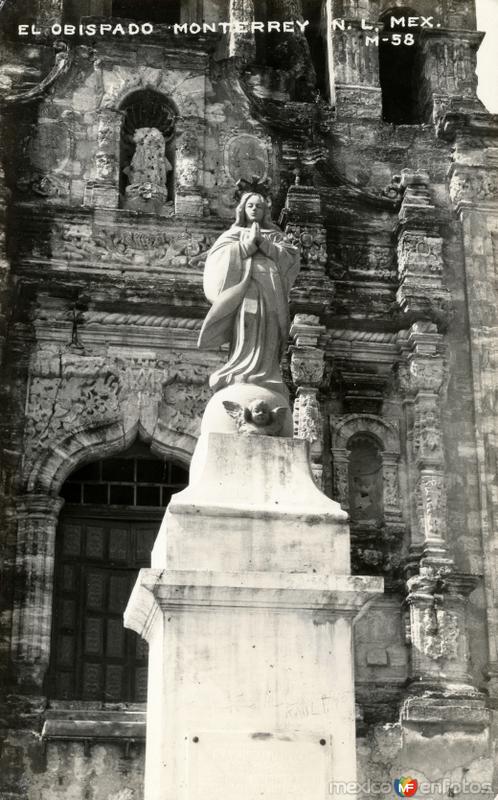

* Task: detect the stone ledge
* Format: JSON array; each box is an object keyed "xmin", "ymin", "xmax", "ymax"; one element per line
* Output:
[
  {"xmin": 42, "ymin": 710, "xmax": 146, "ymax": 743},
  {"xmin": 401, "ymin": 696, "xmax": 489, "ymax": 730},
  {"xmin": 124, "ymin": 568, "xmax": 383, "ymax": 639}
]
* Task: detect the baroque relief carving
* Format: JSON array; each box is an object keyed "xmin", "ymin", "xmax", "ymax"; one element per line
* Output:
[
  {"xmin": 408, "ymin": 358, "xmax": 445, "ymax": 394},
  {"xmin": 449, "ymin": 166, "xmax": 498, "ymax": 206},
  {"xmin": 290, "ymin": 315, "xmax": 325, "ymax": 484},
  {"xmin": 419, "ymin": 607, "xmax": 459, "ymax": 661},
  {"xmin": 422, "ymin": 35, "xmax": 480, "ymax": 99},
  {"xmin": 420, "ymin": 474, "xmax": 447, "ymax": 543},
  {"xmin": 332, "ymin": 414, "xmax": 400, "ymax": 454},
  {"xmin": 23, "ymin": 350, "xmax": 213, "ymax": 486},
  {"xmin": 158, "ymin": 377, "xmax": 212, "ymax": 440},
  {"xmin": 53, "ymin": 223, "xmax": 218, "ymax": 268},
  {"xmin": 290, "ymin": 349, "xmax": 325, "ymax": 387},
  {"xmin": 222, "ymin": 131, "xmax": 271, "ymax": 183},
  {"xmin": 284, "ymin": 225, "xmax": 327, "ymax": 270},
  {"xmin": 333, "ymin": 457, "xmax": 349, "ymax": 508},
  {"xmin": 383, "ymin": 465, "xmax": 401, "ymax": 510},
  {"xmin": 398, "ymin": 234, "xmax": 444, "ymax": 277},
  {"xmin": 413, "ymin": 407, "xmax": 444, "ymax": 460},
  {"xmin": 293, "ymin": 389, "xmax": 321, "ymax": 444},
  {"xmin": 25, "ymin": 360, "xmax": 121, "ymax": 454},
  {"xmin": 329, "ymin": 241, "xmax": 395, "ymax": 281}
]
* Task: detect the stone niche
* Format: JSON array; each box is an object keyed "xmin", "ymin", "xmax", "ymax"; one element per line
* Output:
[{"xmin": 79, "ymin": 52, "xmax": 209, "ymax": 215}]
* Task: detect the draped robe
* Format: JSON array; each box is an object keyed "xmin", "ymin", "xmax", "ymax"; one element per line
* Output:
[{"xmin": 198, "ymin": 225, "xmax": 300, "ymax": 395}]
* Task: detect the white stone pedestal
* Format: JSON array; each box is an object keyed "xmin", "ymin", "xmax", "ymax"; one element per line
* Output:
[{"xmin": 125, "ymin": 434, "xmax": 382, "ymax": 800}]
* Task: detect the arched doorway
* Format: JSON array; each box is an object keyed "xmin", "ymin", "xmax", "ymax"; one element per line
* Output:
[{"xmin": 47, "ymin": 443, "xmax": 188, "ymax": 702}]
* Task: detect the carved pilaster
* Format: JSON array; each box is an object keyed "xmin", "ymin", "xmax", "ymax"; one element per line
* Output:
[
  {"xmin": 85, "ymin": 106, "xmax": 121, "ymax": 208},
  {"xmin": 440, "ymin": 112, "xmax": 498, "ymax": 708},
  {"xmin": 175, "ymin": 118, "xmax": 205, "ymax": 217},
  {"xmin": 396, "ymin": 170, "xmax": 451, "ymax": 325},
  {"xmin": 10, "ymin": 494, "xmax": 65, "ymax": 689},
  {"xmin": 419, "ymin": 30, "xmax": 484, "ymax": 128},
  {"xmin": 397, "ymin": 322, "xmax": 486, "ymax": 729},
  {"xmin": 398, "ymin": 321, "xmax": 450, "ymax": 569},
  {"xmin": 228, "ymin": 0, "xmax": 256, "ymax": 62},
  {"xmin": 290, "ymin": 314, "xmax": 325, "ymax": 487},
  {"xmin": 331, "ymin": 20, "xmax": 382, "ymax": 119},
  {"xmin": 402, "ymin": 570, "xmax": 488, "ymax": 728},
  {"xmin": 281, "ymin": 184, "xmax": 328, "ymax": 280},
  {"xmin": 448, "ymin": 163, "xmax": 498, "ymax": 213}
]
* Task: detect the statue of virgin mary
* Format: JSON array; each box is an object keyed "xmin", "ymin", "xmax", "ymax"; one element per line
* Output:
[{"xmin": 198, "ymin": 192, "xmax": 300, "ymax": 399}]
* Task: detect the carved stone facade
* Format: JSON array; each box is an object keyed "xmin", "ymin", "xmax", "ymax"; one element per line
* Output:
[{"xmin": 0, "ymin": 0, "xmax": 497, "ymax": 798}]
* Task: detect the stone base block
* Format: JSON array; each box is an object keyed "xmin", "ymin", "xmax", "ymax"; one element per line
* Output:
[
  {"xmin": 401, "ymin": 692, "xmax": 489, "ymax": 730},
  {"xmin": 125, "ymin": 568, "xmax": 382, "ymax": 800},
  {"xmin": 152, "ymin": 433, "xmax": 350, "ymax": 574},
  {"xmin": 175, "ymin": 191, "xmax": 204, "ymax": 216},
  {"xmin": 83, "ymin": 181, "xmax": 119, "ymax": 208}
]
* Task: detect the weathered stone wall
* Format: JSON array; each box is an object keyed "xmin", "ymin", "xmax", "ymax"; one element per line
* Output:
[{"xmin": 0, "ymin": 735, "xmax": 145, "ymax": 800}]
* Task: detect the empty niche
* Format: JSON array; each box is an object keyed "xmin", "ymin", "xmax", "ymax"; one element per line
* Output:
[{"xmin": 347, "ymin": 433, "xmax": 384, "ymax": 525}]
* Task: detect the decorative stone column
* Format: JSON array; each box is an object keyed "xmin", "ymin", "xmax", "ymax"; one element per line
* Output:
[
  {"xmin": 10, "ymin": 494, "xmax": 64, "ymax": 689},
  {"xmin": 175, "ymin": 119, "xmax": 205, "ymax": 218},
  {"xmin": 280, "ymin": 182, "xmax": 328, "ymax": 280},
  {"xmin": 442, "ymin": 111, "xmax": 498, "ymax": 706},
  {"xmin": 397, "ymin": 324, "xmax": 489, "ymax": 752},
  {"xmin": 419, "ymin": 30, "xmax": 484, "ymax": 126},
  {"xmin": 399, "ymin": 322, "xmax": 450, "ymax": 569},
  {"xmin": 84, "ymin": 107, "xmax": 121, "ymax": 208},
  {"xmin": 330, "ymin": 17, "xmax": 382, "ymax": 118},
  {"xmin": 290, "ymin": 314, "xmax": 325, "ymax": 487},
  {"xmin": 399, "ymin": 570, "xmax": 490, "ymax": 785},
  {"xmin": 405, "ymin": 571, "xmax": 482, "ymax": 697},
  {"xmin": 396, "ymin": 169, "xmax": 451, "ymax": 327}
]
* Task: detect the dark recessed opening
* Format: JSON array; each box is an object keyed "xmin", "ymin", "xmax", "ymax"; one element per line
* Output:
[
  {"xmin": 112, "ymin": 0, "xmax": 181, "ymax": 24},
  {"xmin": 49, "ymin": 446, "xmax": 189, "ymax": 703},
  {"xmin": 379, "ymin": 8, "xmax": 422, "ymax": 124},
  {"xmin": 302, "ymin": 0, "xmax": 328, "ymax": 98}
]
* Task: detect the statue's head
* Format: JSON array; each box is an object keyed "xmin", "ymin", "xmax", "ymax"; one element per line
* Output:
[
  {"xmin": 134, "ymin": 126, "xmax": 164, "ymax": 146},
  {"xmin": 234, "ymin": 192, "xmax": 273, "ymax": 228}
]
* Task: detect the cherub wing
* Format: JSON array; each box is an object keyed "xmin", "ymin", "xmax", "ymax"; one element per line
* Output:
[{"xmin": 222, "ymin": 400, "xmax": 245, "ymax": 424}]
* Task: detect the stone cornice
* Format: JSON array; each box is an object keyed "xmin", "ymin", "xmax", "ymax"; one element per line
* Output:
[
  {"xmin": 439, "ymin": 110, "xmax": 498, "ymax": 142},
  {"xmin": 419, "ymin": 29, "xmax": 484, "ymax": 46}
]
